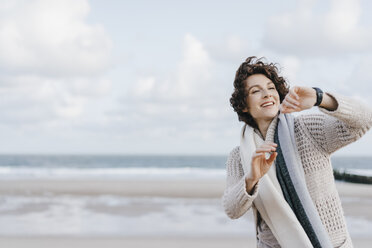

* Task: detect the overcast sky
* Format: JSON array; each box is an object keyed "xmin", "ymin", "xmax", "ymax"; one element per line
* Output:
[{"xmin": 0, "ymin": 0, "xmax": 372, "ymax": 156}]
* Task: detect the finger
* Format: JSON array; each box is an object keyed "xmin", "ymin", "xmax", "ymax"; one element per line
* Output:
[
  {"xmin": 280, "ymin": 104, "xmax": 295, "ymax": 114},
  {"xmin": 283, "ymin": 100, "xmax": 301, "ymax": 111},
  {"xmin": 282, "ymin": 100, "xmax": 299, "ymax": 110},
  {"xmin": 259, "ymin": 147, "xmax": 276, "ymax": 153},
  {"xmin": 266, "ymin": 152, "xmax": 277, "ymax": 164},
  {"xmin": 261, "ymin": 142, "xmax": 277, "ymax": 148},
  {"xmin": 280, "ymin": 106, "xmax": 290, "ymax": 114},
  {"xmin": 279, "ymin": 104, "xmax": 283, "ymax": 112},
  {"xmin": 285, "ymin": 95, "xmax": 300, "ymax": 106},
  {"xmin": 280, "ymin": 105, "xmax": 296, "ymax": 114},
  {"xmin": 257, "ymin": 144, "xmax": 275, "ymax": 148},
  {"xmin": 259, "ymin": 144, "xmax": 277, "ymax": 150},
  {"xmin": 279, "ymin": 103, "xmax": 289, "ymax": 113},
  {"xmin": 283, "ymin": 99, "xmax": 298, "ymax": 109},
  {"xmin": 282, "ymin": 108, "xmax": 296, "ymax": 114},
  {"xmin": 291, "ymin": 87, "xmax": 300, "ymax": 100},
  {"xmin": 279, "ymin": 104, "xmax": 287, "ymax": 113},
  {"xmin": 256, "ymin": 148, "xmax": 275, "ymax": 153},
  {"xmin": 252, "ymin": 152, "xmax": 265, "ymax": 159}
]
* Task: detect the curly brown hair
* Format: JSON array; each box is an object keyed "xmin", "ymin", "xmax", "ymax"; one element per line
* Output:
[{"xmin": 230, "ymin": 56, "xmax": 289, "ymax": 129}]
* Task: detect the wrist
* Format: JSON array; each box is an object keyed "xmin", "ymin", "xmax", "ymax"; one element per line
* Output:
[
  {"xmin": 319, "ymin": 92, "xmax": 338, "ymax": 111},
  {"xmin": 245, "ymin": 177, "xmax": 259, "ymax": 194}
]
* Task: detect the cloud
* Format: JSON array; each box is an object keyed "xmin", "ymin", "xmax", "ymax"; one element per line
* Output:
[
  {"xmin": 262, "ymin": 0, "xmax": 372, "ymax": 57},
  {"xmin": 111, "ymin": 34, "xmax": 234, "ymax": 142},
  {"xmin": 208, "ymin": 34, "xmax": 256, "ymax": 64},
  {"xmin": 0, "ymin": 0, "xmax": 112, "ymax": 125},
  {"xmin": 176, "ymin": 34, "xmax": 212, "ymax": 98},
  {"xmin": 129, "ymin": 33, "xmax": 213, "ymax": 103},
  {"xmin": 0, "ymin": 0, "xmax": 111, "ymax": 76},
  {"xmin": 280, "ymin": 56, "xmax": 301, "ymax": 83}
]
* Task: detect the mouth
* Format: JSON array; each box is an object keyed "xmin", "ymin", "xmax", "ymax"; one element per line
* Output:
[{"xmin": 261, "ymin": 101, "xmax": 275, "ymax": 108}]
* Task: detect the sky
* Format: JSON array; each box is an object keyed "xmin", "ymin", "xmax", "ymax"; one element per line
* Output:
[{"xmin": 0, "ymin": 0, "xmax": 372, "ymax": 156}]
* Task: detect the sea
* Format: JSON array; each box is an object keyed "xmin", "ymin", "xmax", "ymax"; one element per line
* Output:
[
  {"xmin": 0, "ymin": 155, "xmax": 371, "ymax": 238},
  {"xmin": 0, "ymin": 154, "xmax": 370, "ymax": 180}
]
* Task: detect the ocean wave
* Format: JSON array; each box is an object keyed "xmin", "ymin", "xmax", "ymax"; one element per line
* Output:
[{"xmin": 0, "ymin": 166, "xmax": 226, "ymax": 180}]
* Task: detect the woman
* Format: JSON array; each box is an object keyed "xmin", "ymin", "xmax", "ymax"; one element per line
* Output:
[{"xmin": 222, "ymin": 56, "xmax": 372, "ymax": 248}]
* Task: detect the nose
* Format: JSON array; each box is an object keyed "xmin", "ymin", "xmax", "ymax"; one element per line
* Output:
[{"xmin": 262, "ymin": 88, "xmax": 271, "ymax": 98}]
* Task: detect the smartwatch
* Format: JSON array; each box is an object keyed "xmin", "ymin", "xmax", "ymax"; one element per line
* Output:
[{"xmin": 312, "ymin": 87, "xmax": 323, "ymax": 106}]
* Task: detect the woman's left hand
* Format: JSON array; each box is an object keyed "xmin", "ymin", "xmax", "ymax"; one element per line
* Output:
[{"xmin": 279, "ymin": 86, "xmax": 317, "ymax": 114}]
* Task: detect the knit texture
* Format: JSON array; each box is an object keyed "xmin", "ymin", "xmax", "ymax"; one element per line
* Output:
[
  {"xmin": 222, "ymin": 92, "xmax": 372, "ymax": 248},
  {"xmin": 274, "ymin": 121, "xmax": 322, "ymax": 247}
]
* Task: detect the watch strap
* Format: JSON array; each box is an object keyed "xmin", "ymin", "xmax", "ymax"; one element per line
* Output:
[{"xmin": 312, "ymin": 87, "xmax": 323, "ymax": 106}]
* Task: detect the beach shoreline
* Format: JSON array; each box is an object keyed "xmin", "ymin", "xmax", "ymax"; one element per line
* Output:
[
  {"xmin": 0, "ymin": 236, "xmax": 255, "ymax": 248},
  {"xmin": 1, "ymin": 179, "xmax": 372, "ymax": 247},
  {"xmin": 0, "ymin": 178, "xmax": 225, "ymax": 197},
  {"xmin": 1, "ymin": 178, "xmax": 372, "ymax": 197},
  {"xmin": 0, "ymin": 236, "xmax": 372, "ymax": 248}
]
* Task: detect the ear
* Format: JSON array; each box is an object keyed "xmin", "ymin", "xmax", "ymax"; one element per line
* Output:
[{"xmin": 242, "ymin": 107, "xmax": 249, "ymax": 113}]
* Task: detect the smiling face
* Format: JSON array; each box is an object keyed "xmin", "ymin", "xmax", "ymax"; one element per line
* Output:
[{"xmin": 244, "ymin": 74, "xmax": 280, "ymax": 123}]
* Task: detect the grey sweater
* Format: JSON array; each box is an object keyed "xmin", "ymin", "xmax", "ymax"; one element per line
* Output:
[{"xmin": 222, "ymin": 92, "xmax": 372, "ymax": 248}]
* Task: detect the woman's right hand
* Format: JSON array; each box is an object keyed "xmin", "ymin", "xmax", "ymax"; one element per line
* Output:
[{"xmin": 245, "ymin": 142, "xmax": 278, "ymax": 194}]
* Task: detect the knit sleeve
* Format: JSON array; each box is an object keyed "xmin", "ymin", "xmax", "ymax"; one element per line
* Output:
[
  {"xmin": 296, "ymin": 92, "xmax": 372, "ymax": 154},
  {"xmin": 222, "ymin": 146, "xmax": 259, "ymax": 219}
]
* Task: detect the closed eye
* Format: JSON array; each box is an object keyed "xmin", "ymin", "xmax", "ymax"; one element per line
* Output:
[{"xmin": 251, "ymin": 86, "xmax": 275, "ymax": 94}]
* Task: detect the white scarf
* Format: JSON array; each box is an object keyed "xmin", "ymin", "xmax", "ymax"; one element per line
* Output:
[{"xmin": 240, "ymin": 113, "xmax": 332, "ymax": 247}]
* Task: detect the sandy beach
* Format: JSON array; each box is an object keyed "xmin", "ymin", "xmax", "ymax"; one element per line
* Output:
[
  {"xmin": 0, "ymin": 179, "xmax": 371, "ymax": 247},
  {"xmin": 2, "ymin": 178, "xmax": 372, "ymax": 197},
  {"xmin": 0, "ymin": 236, "xmax": 256, "ymax": 248},
  {"xmin": 0, "ymin": 179, "xmax": 225, "ymax": 197}
]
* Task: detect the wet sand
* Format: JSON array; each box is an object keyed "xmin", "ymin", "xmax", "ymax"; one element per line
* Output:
[{"xmin": 0, "ymin": 179, "xmax": 371, "ymax": 247}]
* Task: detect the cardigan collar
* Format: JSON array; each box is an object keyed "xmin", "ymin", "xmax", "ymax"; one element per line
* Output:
[{"xmin": 254, "ymin": 113, "xmax": 279, "ymax": 142}]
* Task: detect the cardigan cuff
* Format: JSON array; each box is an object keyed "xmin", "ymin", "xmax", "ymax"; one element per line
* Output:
[
  {"xmin": 240, "ymin": 174, "xmax": 259, "ymax": 198},
  {"xmin": 227, "ymin": 175, "xmax": 259, "ymax": 209},
  {"xmin": 223, "ymin": 175, "xmax": 260, "ymax": 219},
  {"xmin": 318, "ymin": 92, "xmax": 372, "ymax": 128}
]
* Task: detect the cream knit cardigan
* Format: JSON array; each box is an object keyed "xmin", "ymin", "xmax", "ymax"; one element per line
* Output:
[{"xmin": 222, "ymin": 92, "xmax": 372, "ymax": 248}]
